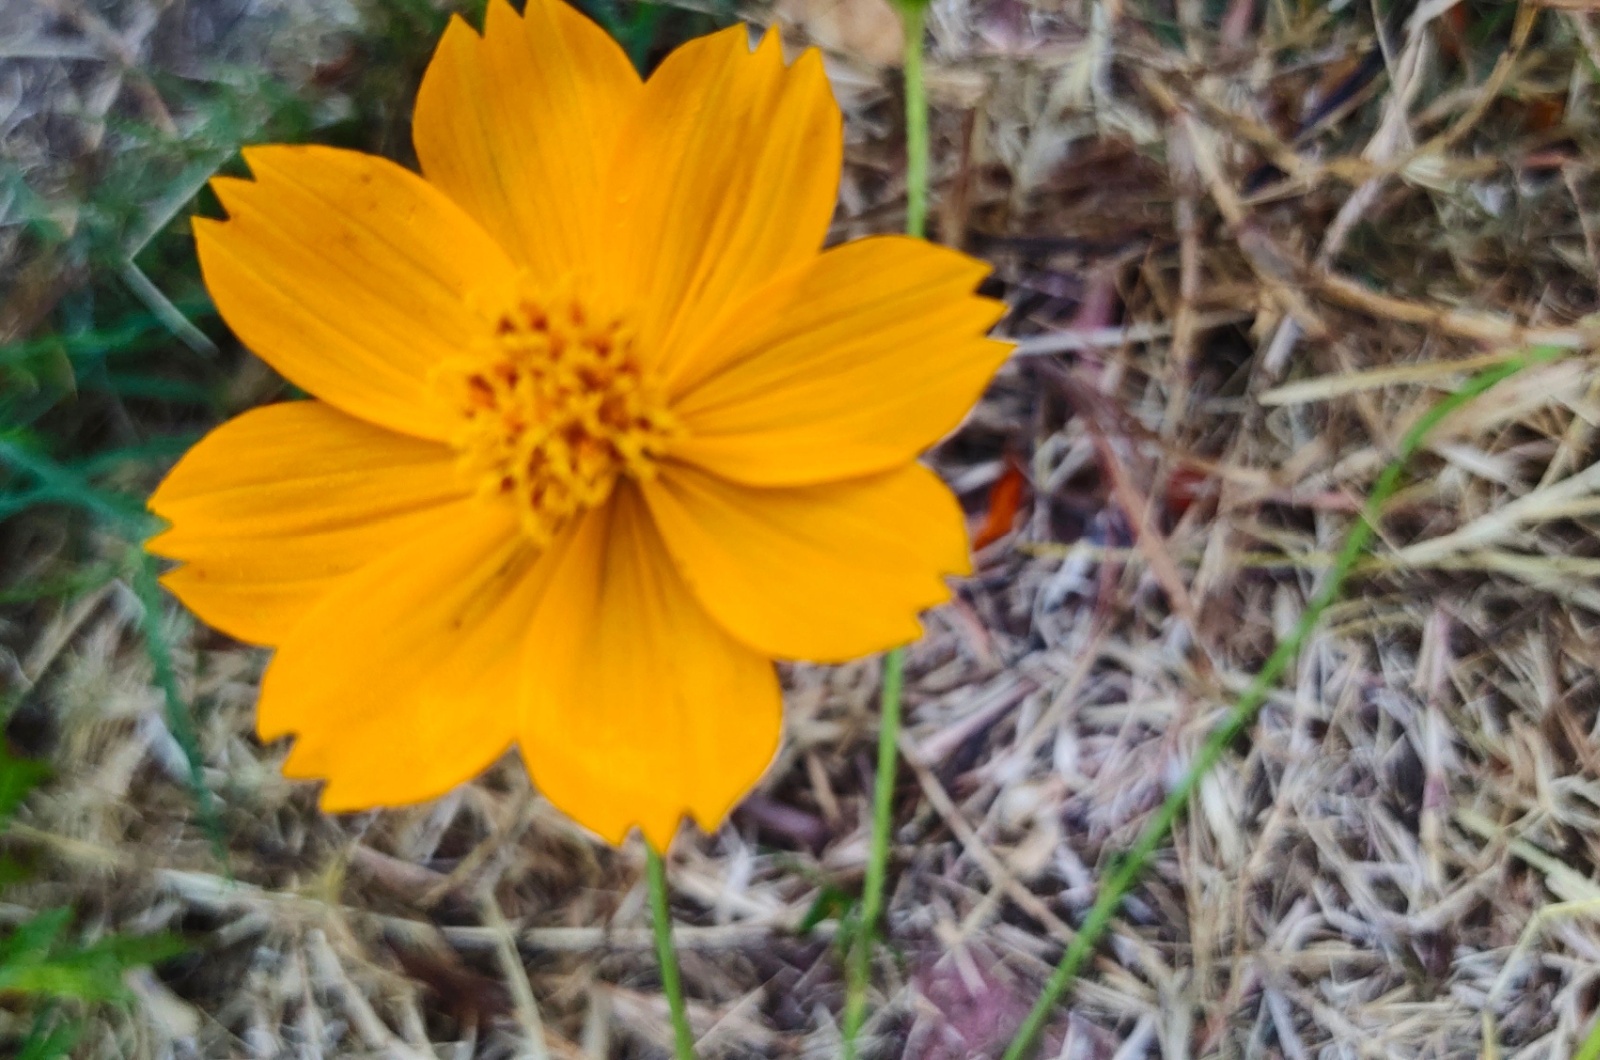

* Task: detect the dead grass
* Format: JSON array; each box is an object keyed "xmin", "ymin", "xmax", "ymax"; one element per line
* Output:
[{"xmin": 5, "ymin": 0, "xmax": 1600, "ymax": 1057}]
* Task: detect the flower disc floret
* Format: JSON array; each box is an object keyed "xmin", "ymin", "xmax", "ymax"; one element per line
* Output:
[{"xmin": 435, "ymin": 283, "xmax": 680, "ymax": 545}]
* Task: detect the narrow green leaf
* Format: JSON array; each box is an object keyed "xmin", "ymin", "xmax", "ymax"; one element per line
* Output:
[
  {"xmin": 0, "ymin": 913, "xmax": 184, "ymax": 1002},
  {"xmin": 17, "ymin": 1010, "xmax": 81, "ymax": 1060},
  {"xmin": 0, "ymin": 753, "xmax": 51, "ymax": 822},
  {"xmin": 130, "ymin": 551, "xmax": 225, "ymax": 860},
  {"xmin": 0, "ymin": 910, "xmax": 71, "ymax": 968}
]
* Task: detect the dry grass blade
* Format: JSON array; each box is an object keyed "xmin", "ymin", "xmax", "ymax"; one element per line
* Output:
[{"xmin": 6, "ymin": 0, "xmax": 1600, "ymax": 1056}]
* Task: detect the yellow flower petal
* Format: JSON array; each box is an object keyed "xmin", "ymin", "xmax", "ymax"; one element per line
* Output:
[
  {"xmin": 198, "ymin": 145, "xmax": 519, "ymax": 439},
  {"xmin": 668, "ymin": 236, "xmax": 1011, "ymax": 486},
  {"xmin": 643, "ymin": 461, "xmax": 969, "ymax": 662},
  {"xmin": 519, "ymin": 487, "xmax": 781, "ymax": 849},
  {"xmin": 261, "ymin": 500, "xmax": 561, "ymax": 811},
  {"xmin": 413, "ymin": 0, "xmax": 641, "ymax": 283},
  {"xmin": 600, "ymin": 25, "xmax": 841, "ymax": 372},
  {"xmin": 148, "ymin": 401, "xmax": 468, "ymax": 646}
]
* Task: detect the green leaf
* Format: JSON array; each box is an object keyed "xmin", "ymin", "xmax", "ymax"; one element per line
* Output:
[
  {"xmin": 92, "ymin": 372, "xmax": 215, "ymax": 404},
  {"xmin": 130, "ymin": 552, "xmax": 225, "ymax": 859},
  {"xmin": 0, "ymin": 854, "xmax": 35, "ymax": 888},
  {"xmin": 0, "ymin": 561, "xmax": 120, "ymax": 605},
  {"xmin": 0, "ymin": 436, "xmax": 153, "ymax": 534},
  {"xmin": 0, "ymin": 752, "xmax": 51, "ymax": 822},
  {"xmin": 72, "ymin": 437, "xmax": 201, "ymax": 477},
  {"xmin": 798, "ymin": 883, "xmax": 856, "ymax": 935},
  {"xmin": 0, "ymin": 910, "xmax": 71, "ymax": 967},
  {"xmin": 16, "ymin": 1009, "xmax": 81, "ymax": 1060},
  {"xmin": 798, "ymin": 884, "xmax": 863, "ymax": 958},
  {"xmin": 0, "ymin": 911, "xmax": 185, "ymax": 1002}
]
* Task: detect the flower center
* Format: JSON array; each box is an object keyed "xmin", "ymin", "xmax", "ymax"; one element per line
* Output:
[{"xmin": 436, "ymin": 282, "xmax": 679, "ymax": 545}]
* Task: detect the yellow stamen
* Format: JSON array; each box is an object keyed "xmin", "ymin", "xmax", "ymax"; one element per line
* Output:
[{"xmin": 435, "ymin": 280, "xmax": 679, "ymax": 544}]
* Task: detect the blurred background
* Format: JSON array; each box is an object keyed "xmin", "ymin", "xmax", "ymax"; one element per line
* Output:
[{"xmin": 4, "ymin": 0, "xmax": 1600, "ymax": 1056}]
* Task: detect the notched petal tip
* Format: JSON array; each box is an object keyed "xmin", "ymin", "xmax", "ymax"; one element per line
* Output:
[
  {"xmin": 974, "ymin": 295, "xmax": 1011, "ymax": 334},
  {"xmin": 638, "ymin": 814, "xmax": 684, "ymax": 853},
  {"xmin": 415, "ymin": 0, "xmax": 641, "ymax": 280},
  {"xmin": 201, "ymin": 177, "xmax": 255, "ymax": 220},
  {"xmin": 192, "ymin": 146, "xmax": 519, "ymax": 440},
  {"xmin": 210, "ymin": 145, "xmax": 351, "ymax": 221},
  {"xmin": 237, "ymin": 141, "xmax": 320, "ymax": 169},
  {"xmin": 318, "ymin": 777, "xmax": 393, "ymax": 815},
  {"xmin": 851, "ymin": 232, "xmax": 996, "ymax": 286},
  {"xmin": 188, "ymin": 214, "xmax": 227, "ymax": 244},
  {"xmin": 258, "ymin": 714, "xmax": 295, "ymax": 747},
  {"xmin": 518, "ymin": 495, "xmax": 781, "ymax": 851},
  {"xmin": 787, "ymin": 37, "xmax": 828, "ymax": 70},
  {"xmin": 604, "ymin": 14, "xmax": 842, "ymax": 376},
  {"xmin": 143, "ymin": 526, "xmax": 179, "ymax": 559},
  {"xmin": 752, "ymin": 22, "xmax": 782, "ymax": 57},
  {"xmin": 443, "ymin": 7, "xmax": 481, "ymax": 38},
  {"xmin": 229, "ymin": 143, "xmax": 321, "ymax": 195},
  {"xmin": 563, "ymin": 803, "xmax": 707, "ymax": 852},
  {"xmin": 690, "ymin": 21, "xmax": 758, "ymax": 58},
  {"xmin": 643, "ymin": 462, "xmax": 964, "ymax": 662},
  {"xmin": 235, "ymin": 142, "xmax": 272, "ymax": 167}
]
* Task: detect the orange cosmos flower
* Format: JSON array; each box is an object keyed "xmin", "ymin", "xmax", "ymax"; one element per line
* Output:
[{"xmin": 147, "ymin": 0, "xmax": 1010, "ymax": 849}]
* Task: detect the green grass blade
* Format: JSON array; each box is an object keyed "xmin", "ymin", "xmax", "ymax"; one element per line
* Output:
[
  {"xmin": 16, "ymin": 1008, "xmax": 81, "ymax": 1060},
  {"xmin": 0, "ymin": 436, "xmax": 152, "ymax": 534},
  {"xmin": 130, "ymin": 550, "xmax": 226, "ymax": 862},
  {"xmin": 1000, "ymin": 346, "xmax": 1564, "ymax": 1060}
]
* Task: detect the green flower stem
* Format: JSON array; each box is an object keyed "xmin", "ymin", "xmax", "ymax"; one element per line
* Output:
[
  {"xmin": 840, "ymin": 8, "xmax": 929, "ymax": 1055},
  {"xmin": 1001, "ymin": 347, "xmax": 1561, "ymax": 1060},
  {"xmin": 901, "ymin": 2, "xmax": 929, "ymax": 240},
  {"xmin": 645, "ymin": 844, "xmax": 697, "ymax": 1060},
  {"xmin": 1577, "ymin": 1015, "xmax": 1600, "ymax": 1060},
  {"xmin": 842, "ymin": 647, "xmax": 906, "ymax": 1056}
]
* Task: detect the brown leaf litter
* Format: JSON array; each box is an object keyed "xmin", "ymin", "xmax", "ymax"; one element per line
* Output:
[{"xmin": 6, "ymin": 0, "xmax": 1600, "ymax": 1056}]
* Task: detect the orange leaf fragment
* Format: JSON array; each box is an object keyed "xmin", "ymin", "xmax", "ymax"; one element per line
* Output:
[{"xmin": 972, "ymin": 458, "xmax": 1026, "ymax": 550}]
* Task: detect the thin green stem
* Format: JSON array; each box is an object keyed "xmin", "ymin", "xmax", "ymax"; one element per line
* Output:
[
  {"xmin": 842, "ymin": 648, "xmax": 906, "ymax": 1056},
  {"xmin": 645, "ymin": 845, "xmax": 697, "ymax": 1060},
  {"xmin": 1578, "ymin": 1015, "xmax": 1600, "ymax": 1060},
  {"xmin": 901, "ymin": 3, "xmax": 929, "ymax": 240},
  {"xmin": 839, "ymin": 8, "xmax": 929, "ymax": 1056},
  {"xmin": 1001, "ymin": 347, "xmax": 1563, "ymax": 1060}
]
